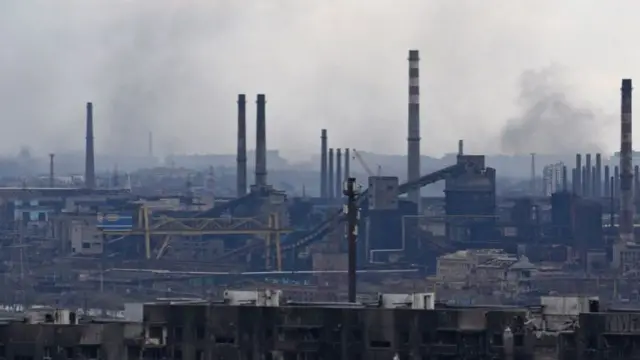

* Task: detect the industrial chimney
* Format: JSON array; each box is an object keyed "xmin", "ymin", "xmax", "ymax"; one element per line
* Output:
[
  {"xmin": 336, "ymin": 148, "xmax": 342, "ymax": 198},
  {"xmin": 49, "ymin": 153, "xmax": 55, "ymax": 188},
  {"xmin": 575, "ymin": 154, "xmax": 582, "ymax": 196},
  {"xmin": 595, "ymin": 153, "xmax": 602, "ymax": 197},
  {"xmin": 237, "ymin": 94, "xmax": 247, "ymax": 197},
  {"xmin": 615, "ymin": 165, "xmax": 621, "ymax": 199},
  {"xmin": 407, "ymin": 50, "xmax": 421, "ymax": 210},
  {"xmin": 344, "ymin": 148, "xmax": 350, "ymax": 182},
  {"xmin": 620, "ymin": 79, "xmax": 634, "ymax": 242},
  {"xmin": 320, "ymin": 129, "xmax": 328, "ymax": 198},
  {"xmin": 585, "ymin": 154, "xmax": 592, "ymax": 197},
  {"xmin": 84, "ymin": 102, "xmax": 96, "ymax": 189},
  {"xmin": 604, "ymin": 165, "xmax": 610, "ymax": 198},
  {"xmin": 255, "ymin": 94, "xmax": 267, "ymax": 187},
  {"xmin": 328, "ymin": 148, "xmax": 334, "ymax": 199}
]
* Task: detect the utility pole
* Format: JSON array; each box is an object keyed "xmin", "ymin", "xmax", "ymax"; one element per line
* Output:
[{"xmin": 343, "ymin": 177, "xmax": 359, "ymax": 303}]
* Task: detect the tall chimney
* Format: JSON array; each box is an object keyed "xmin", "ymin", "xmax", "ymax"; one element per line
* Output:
[
  {"xmin": 458, "ymin": 139, "xmax": 464, "ymax": 156},
  {"xmin": 604, "ymin": 165, "xmax": 611, "ymax": 198},
  {"xmin": 620, "ymin": 79, "xmax": 634, "ymax": 242},
  {"xmin": 595, "ymin": 153, "xmax": 602, "ymax": 197},
  {"xmin": 236, "ymin": 94, "xmax": 247, "ymax": 197},
  {"xmin": 84, "ymin": 102, "xmax": 96, "ymax": 189},
  {"xmin": 615, "ymin": 165, "xmax": 621, "ymax": 200},
  {"xmin": 49, "ymin": 153, "xmax": 55, "ymax": 188},
  {"xmin": 320, "ymin": 129, "xmax": 328, "ymax": 198},
  {"xmin": 255, "ymin": 94, "xmax": 267, "ymax": 187},
  {"xmin": 344, "ymin": 148, "xmax": 350, "ymax": 181},
  {"xmin": 336, "ymin": 148, "xmax": 342, "ymax": 198},
  {"xmin": 407, "ymin": 50, "xmax": 421, "ymax": 210},
  {"xmin": 585, "ymin": 154, "xmax": 592, "ymax": 197},
  {"xmin": 635, "ymin": 165, "xmax": 640, "ymax": 204},
  {"xmin": 562, "ymin": 165, "xmax": 568, "ymax": 192},
  {"xmin": 582, "ymin": 167, "xmax": 587, "ymax": 196},
  {"xmin": 575, "ymin": 154, "xmax": 582, "ymax": 196},
  {"xmin": 328, "ymin": 148, "xmax": 334, "ymax": 199}
]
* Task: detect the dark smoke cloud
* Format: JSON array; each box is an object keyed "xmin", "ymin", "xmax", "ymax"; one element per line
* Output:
[{"xmin": 501, "ymin": 65, "xmax": 612, "ymax": 155}]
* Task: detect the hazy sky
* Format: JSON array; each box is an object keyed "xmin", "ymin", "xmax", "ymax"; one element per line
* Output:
[{"xmin": 0, "ymin": 1, "xmax": 638, "ymax": 161}]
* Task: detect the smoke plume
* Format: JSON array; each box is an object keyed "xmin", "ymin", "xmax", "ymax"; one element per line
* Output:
[{"xmin": 501, "ymin": 65, "xmax": 612, "ymax": 155}]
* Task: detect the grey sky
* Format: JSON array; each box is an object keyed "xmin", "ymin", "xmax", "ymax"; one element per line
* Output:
[{"xmin": 0, "ymin": 1, "xmax": 636, "ymax": 160}]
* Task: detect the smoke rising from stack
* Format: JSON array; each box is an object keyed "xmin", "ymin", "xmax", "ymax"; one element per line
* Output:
[
  {"xmin": 236, "ymin": 94, "xmax": 247, "ymax": 197},
  {"xmin": 501, "ymin": 66, "xmax": 611, "ymax": 154},
  {"xmin": 0, "ymin": 3, "xmax": 636, "ymax": 158}
]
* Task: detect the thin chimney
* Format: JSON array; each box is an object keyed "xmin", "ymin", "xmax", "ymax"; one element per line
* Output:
[
  {"xmin": 620, "ymin": 79, "xmax": 634, "ymax": 242},
  {"xmin": 320, "ymin": 129, "xmax": 328, "ymax": 198},
  {"xmin": 84, "ymin": 102, "xmax": 96, "ymax": 189},
  {"xmin": 336, "ymin": 148, "xmax": 342, "ymax": 198},
  {"xmin": 575, "ymin": 154, "xmax": 582, "ymax": 196},
  {"xmin": 328, "ymin": 148, "xmax": 334, "ymax": 199},
  {"xmin": 255, "ymin": 94, "xmax": 267, "ymax": 187},
  {"xmin": 49, "ymin": 153, "xmax": 55, "ymax": 188},
  {"xmin": 344, "ymin": 148, "xmax": 350, "ymax": 181},
  {"xmin": 237, "ymin": 94, "xmax": 247, "ymax": 197}
]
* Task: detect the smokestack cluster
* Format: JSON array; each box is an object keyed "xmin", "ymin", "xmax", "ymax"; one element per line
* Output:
[
  {"xmin": 84, "ymin": 102, "xmax": 96, "ymax": 189},
  {"xmin": 407, "ymin": 49, "xmax": 421, "ymax": 210},
  {"xmin": 571, "ymin": 152, "xmax": 607, "ymax": 198},
  {"xmin": 255, "ymin": 94, "xmax": 267, "ymax": 187},
  {"xmin": 318, "ymin": 129, "xmax": 351, "ymax": 199},
  {"xmin": 620, "ymin": 79, "xmax": 634, "ymax": 242},
  {"xmin": 236, "ymin": 94, "xmax": 247, "ymax": 197}
]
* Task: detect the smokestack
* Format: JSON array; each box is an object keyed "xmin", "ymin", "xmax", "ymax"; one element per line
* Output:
[
  {"xmin": 595, "ymin": 153, "xmax": 602, "ymax": 197},
  {"xmin": 604, "ymin": 165, "xmax": 611, "ymax": 198},
  {"xmin": 148, "ymin": 132, "xmax": 153, "ymax": 158},
  {"xmin": 636, "ymin": 165, "xmax": 640, "ymax": 204},
  {"xmin": 585, "ymin": 154, "xmax": 592, "ymax": 197},
  {"xmin": 407, "ymin": 49, "xmax": 421, "ymax": 210},
  {"xmin": 336, "ymin": 149, "xmax": 342, "ymax": 198},
  {"xmin": 562, "ymin": 166, "xmax": 568, "ymax": 192},
  {"xmin": 320, "ymin": 129, "xmax": 328, "ymax": 198},
  {"xmin": 236, "ymin": 94, "xmax": 247, "ymax": 197},
  {"xmin": 620, "ymin": 79, "xmax": 634, "ymax": 242},
  {"xmin": 582, "ymin": 167, "xmax": 587, "ymax": 196},
  {"xmin": 328, "ymin": 148, "xmax": 334, "ymax": 199},
  {"xmin": 615, "ymin": 165, "xmax": 621, "ymax": 200},
  {"xmin": 84, "ymin": 102, "xmax": 96, "ymax": 189},
  {"xmin": 458, "ymin": 140, "xmax": 464, "ymax": 156},
  {"xmin": 344, "ymin": 148, "xmax": 350, "ymax": 181},
  {"xmin": 49, "ymin": 153, "xmax": 55, "ymax": 188},
  {"xmin": 575, "ymin": 154, "xmax": 582, "ymax": 196},
  {"xmin": 255, "ymin": 94, "xmax": 267, "ymax": 187},
  {"xmin": 592, "ymin": 166, "xmax": 596, "ymax": 198}
]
